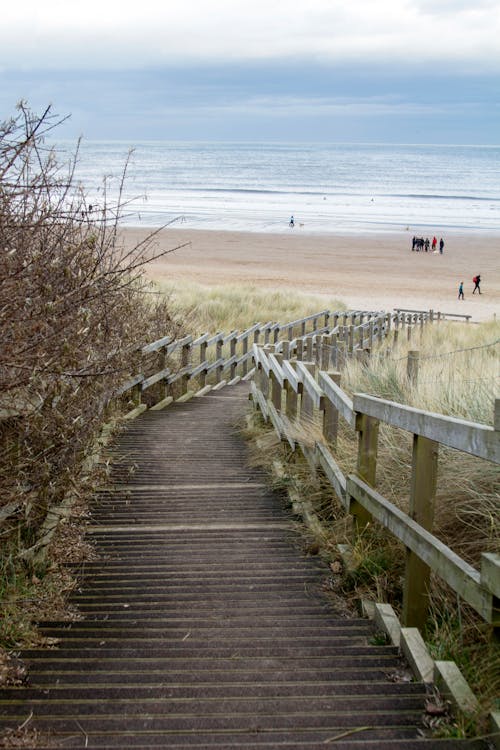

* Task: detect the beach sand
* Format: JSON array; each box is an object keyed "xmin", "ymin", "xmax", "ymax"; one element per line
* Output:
[{"xmin": 121, "ymin": 227, "xmax": 499, "ymax": 322}]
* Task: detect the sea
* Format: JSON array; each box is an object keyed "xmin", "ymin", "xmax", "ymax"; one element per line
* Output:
[{"xmin": 65, "ymin": 141, "xmax": 500, "ymax": 235}]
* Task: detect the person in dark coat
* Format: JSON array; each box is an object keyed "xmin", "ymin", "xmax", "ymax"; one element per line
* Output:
[{"xmin": 473, "ymin": 275, "xmax": 481, "ymax": 294}]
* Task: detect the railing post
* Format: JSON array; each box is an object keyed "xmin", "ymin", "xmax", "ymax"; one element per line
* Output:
[
  {"xmin": 132, "ymin": 382, "xmax": 142, "ymax": 408},
  {"xmin": 230, "ymin": 335, "xmax": 237, "ymax": 380},
  {"xmin": 337, "ymin": 339, "xmax": 346, "ymax": 369},
  {"xmin": 494, "ymin": 399, "xmax": 500, "ymax": 432},
  {"xmin": 330, "ymin": 333, "xmax": 338, "ymax": 369},
  {"xmin": 320, "ymin": 335, "xmax": 331, "ymax": 370},
  {"xmin": 285, "ymin": 355, "xmax": 298, "ymax": 421},
  {"xmin": 271, "ymin": 353, "xmax": 283, "ymax": 411},
  {"xmin": 348, "ymin": 326, "xmax": 354, "ymax": 357},
  {"xmin": 368, "ymin": 321, "xmax": 374, "ymax": 351},
  {"xmin": 159, "ymin": 344, "xmax": 168, "ymax": 399},
  {"xmin": 407, "ymin": 315, "xmax": 413, "ymax": 341},
  {"xmin": 261, "ymin": 345, "xmax": 272, "ymax": 398},
  {"xmin": 180, "ymin": 341, "xmax": 191, "ymax": 395},
  {"xmin": 407, "ymin": 350, "xmax": 419, "ymax": 385},
  {"xmin": 242, "ymin": 334, "xmax": 248, "ymax": 376},
  {"xmin": 353, "ymin": 411, "xmax": 379, "ymax": 528},
  {"xmin": 296, "ymin": 339, "xmax": 304, "ymax": 361},
  {"xmin": 199, "ymin": 341, "xmax": 208, "ymax": 387},
  {"xmin": 300, "ymin": 362, "xmax": 316, "ymax": 423},
  {"xmin": 322, "ymin": 371, "xmax": 341, "ymax": 448},
  {"xmin": 304, "ymin": 336, "xmax": 314, "ymax": 361},
  {"xmin": 480, "ymin": 553, "xmax": 500, "ymax": 641},
  {"xmin": 402, "ymin": 434, "xmax": 439, "ymax": 631},
  {"xmin": 216, "ymin": 336, "xmax": 223, "ymax": 384}
]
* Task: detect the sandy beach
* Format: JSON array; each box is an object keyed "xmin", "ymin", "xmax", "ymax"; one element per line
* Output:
[{"xmin": 121, "ymin": 228, "xmax": 499, "ymax": 322}]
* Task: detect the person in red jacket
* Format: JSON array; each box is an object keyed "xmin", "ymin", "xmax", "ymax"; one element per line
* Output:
[{"xmin": 473, "ymin": 275, "xmax": 481, "ymax": 294}]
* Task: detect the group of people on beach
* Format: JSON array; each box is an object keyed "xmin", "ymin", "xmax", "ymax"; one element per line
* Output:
[
  {"xmin": 458, "ymin": 275, "xmax": 481, "ymax": 300},
  {"xmin": 411, "ymin": 236, "xmax": 444, "ymax": 253}
]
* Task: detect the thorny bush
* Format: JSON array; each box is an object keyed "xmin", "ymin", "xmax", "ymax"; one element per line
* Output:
[{"xmin": 0, "ymin": 103, "xmax": 183, "ymax": 562}]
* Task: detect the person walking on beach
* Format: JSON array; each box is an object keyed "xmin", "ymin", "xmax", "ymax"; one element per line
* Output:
[
  {"xmin": 289, "ymin": 215, "xmax": 295, "ymax": 228},
  {"xmin": 458, "ymin": 281, "xmax": 465, "ymax": 300},
  {"xmin": 424, "ymin": 238, "xmax": 430, "ymax": 252},
  {"xmin": 473, "ymin": 274, "xmax": 481, "ymax": 294},
  {"xmin": 432, "ymin": 236, "xmax": 437, "ymax": 251},
  {"xmin": 439, "ymin": 238, "xmax": 444, "ymax": 254}
]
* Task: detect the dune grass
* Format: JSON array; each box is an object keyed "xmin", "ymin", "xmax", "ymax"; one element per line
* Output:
[
  {"xmin": 343, "ymin": 319, "xmax": 499, "ymax": 423},
  {"xmin": 157, "ymin": 280, "xmax": 346, "ymax": 334}
]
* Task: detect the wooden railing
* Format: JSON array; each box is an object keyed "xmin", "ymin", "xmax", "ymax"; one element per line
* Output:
[
  {"xmin": 110, "ymin": 306, "xmax": 500, "ymax": 635},
  {"xmin": 394, "ymin": 308, "xmax": 473, "ymax": 323},
  {"xmin": 249, "ymin": 342, "xmax": 500, "ymax": 636},
  {"xmin": 115, "ymin": 308, "xmax": 437, "ymax": 416}
]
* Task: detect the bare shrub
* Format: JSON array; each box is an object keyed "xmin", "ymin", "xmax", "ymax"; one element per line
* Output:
[{"xmin": 0, "ymin": 103, "xmax": 184, "ymax": 562}]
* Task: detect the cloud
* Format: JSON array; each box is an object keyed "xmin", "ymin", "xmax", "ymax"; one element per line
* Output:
[{"xmin": 1, "ymin": 0, "xmax": 499, "ymax": 71}]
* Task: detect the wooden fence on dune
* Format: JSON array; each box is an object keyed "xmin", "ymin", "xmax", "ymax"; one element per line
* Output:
[
  {"xmin": 117, "ymin": 306, "xmax": 499, "ymax": 643},
  {"xmin": 118, "ymin": 307, "xmax": 453, "ymax": 418}
]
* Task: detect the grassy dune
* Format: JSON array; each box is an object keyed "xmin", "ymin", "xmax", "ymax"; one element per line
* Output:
[{"xmin": 159, "ymin": 280, "xmax": 346, "ymax": 334}]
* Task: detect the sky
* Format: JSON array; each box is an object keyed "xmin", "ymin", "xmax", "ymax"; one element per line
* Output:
[{"xmin": 1, "ymin": 0, "xmax": 499, "ymax": 144}]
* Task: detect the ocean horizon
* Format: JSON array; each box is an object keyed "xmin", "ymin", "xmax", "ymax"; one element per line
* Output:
[{"xmin": 64, "ymin": 140, "xmax": 500, "ymax": 235}]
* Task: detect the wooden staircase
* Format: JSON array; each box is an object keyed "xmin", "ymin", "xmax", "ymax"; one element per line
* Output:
[{"xmin": 0, "ymin": 384, "xmax": 487, "ymax": 748}]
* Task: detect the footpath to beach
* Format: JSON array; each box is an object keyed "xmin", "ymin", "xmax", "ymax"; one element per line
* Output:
[
  {"xmin": 0, "ymin": 383, "xmax": 485, "ymax": 748},
  {"xmin": 123, "ymin": 228, "xmax": 500, "ymax": 322}
]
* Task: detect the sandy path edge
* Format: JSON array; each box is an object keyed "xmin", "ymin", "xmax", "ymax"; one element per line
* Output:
[{"xmin": 120, "ymin": 227, "xmax": 499, "ymax": 322}]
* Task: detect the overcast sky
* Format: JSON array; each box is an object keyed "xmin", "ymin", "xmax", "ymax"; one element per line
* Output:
[{"xmin": 1, "ymin": 0, "xmax": 499, "ymax": 143}]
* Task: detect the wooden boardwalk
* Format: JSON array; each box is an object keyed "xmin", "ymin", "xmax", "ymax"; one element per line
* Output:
[{"xmin": 0, "ymin": 384, "xmax": 486, "ymax": 748}]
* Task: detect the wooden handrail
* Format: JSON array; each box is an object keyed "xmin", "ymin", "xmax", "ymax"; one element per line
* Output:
[
  {"xmin": 353, "ymin": 394, "xmax": 499, "ymax": 463},
  {"xmin": 249, "ymin": 343, "xmax": 499, "ymax": 634}
]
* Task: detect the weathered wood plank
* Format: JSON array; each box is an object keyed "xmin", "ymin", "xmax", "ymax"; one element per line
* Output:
[
  {"xmin": 141, "ymin": 334, "xmax": 172, "ymax": 355},
  {"xmin": 318, "ymin": 371, "xmax": 355, "ymax": 428},
  {"xmin": 236, "ymin": 322, "xmax": 261, "ymax": 342},
  {"xmin": 315, "ymin": 443, "xmax": 347, "ymax": 507},
  {"xmin": 295, "ymin": 361, "xmax": 323, "ymax": 409},
  {"xmin": 268, "ymin": 353, "xmax": 285, "ymax": 388},
  {"xmin": 481, "ymin": 553, "xmax": 500, "ymax": 599},
  {"xmin": 115, "ymin": 373, "xmax": 145, "ymax": 397},
  {"xmin": 282, "ymin": 360, "xmax": 299, "ymax": 393},
  {"xmin": 166, "ymin": 335, "xmax": 193, "ymax": 355},
  {"xmin": 252, "ymin": 344, "xmax": 270, "ymax": 376},
  {"xmin": 346, "ymin": 475, "xmax": 494, "ymax": 622},
  {"xmin": 403, "ymin": 435, "xmax": 438, "ymax": 629},
  {"xmin": 250, "ymin": 381, "xmax": 269, "ymax": 420},
  {"xmin": 141, "ymin": 367, "xmax": 171, "ymax": 391},
  {"xmin": 353, "ymin": 394, "xmax": 499, "ymax": 463}
]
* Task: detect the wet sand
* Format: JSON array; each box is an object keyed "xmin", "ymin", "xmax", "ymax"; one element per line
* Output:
[{"xmin": 121, "ymin": 227, "xmax": 499, "ymax": 321}]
